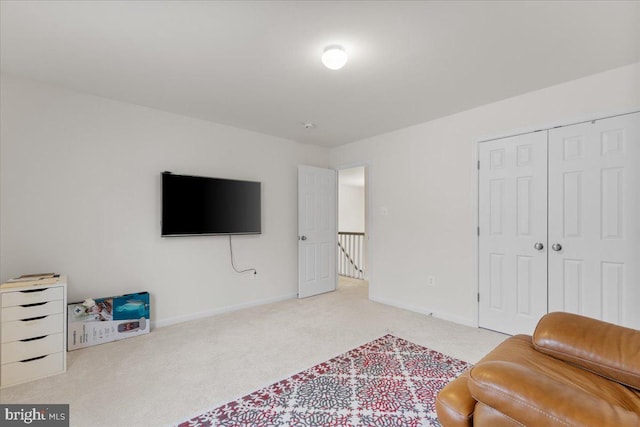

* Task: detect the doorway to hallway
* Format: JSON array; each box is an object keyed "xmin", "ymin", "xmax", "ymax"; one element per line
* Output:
[{"xmin": 337, "ymin": 166, "xmax": 368, "ymax": 283}]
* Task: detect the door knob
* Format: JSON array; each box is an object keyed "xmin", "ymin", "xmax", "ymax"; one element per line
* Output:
[
  {"xmin": 300, "ymin": 236, "xmax": 307, "ymax": 241},
  {"xmin": 534, "ymin": 242, "xmax": 544, "ymax": 251},
  {"xmin": 552, "ymin": 243, "xmax": 562, "ymax": 251}
]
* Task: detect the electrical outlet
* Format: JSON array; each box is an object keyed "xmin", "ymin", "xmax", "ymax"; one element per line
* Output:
[{"xmin": 427, "ymin": 275, "xmax": 436, "ymax": 287}]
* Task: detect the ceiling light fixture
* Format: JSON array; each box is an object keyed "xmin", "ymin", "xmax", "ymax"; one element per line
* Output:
[{"xmin": 321, "ymin": 45, "xmax": 348, "ymax": 70}]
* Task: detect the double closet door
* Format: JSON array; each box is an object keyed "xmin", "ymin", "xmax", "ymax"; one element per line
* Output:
[{"xmin": 478, "ymin": 112, "xmax": 640, "ymax": 336}]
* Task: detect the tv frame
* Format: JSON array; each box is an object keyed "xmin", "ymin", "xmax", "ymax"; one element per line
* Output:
[{"xmin": 161, "ymin": 172, "xmax": 261, "ymax": 237}]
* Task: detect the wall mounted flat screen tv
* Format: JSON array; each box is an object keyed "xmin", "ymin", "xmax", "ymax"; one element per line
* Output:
[{"xmin": 161, "ymin": 172, "xmax": 261, "ymax": 236}]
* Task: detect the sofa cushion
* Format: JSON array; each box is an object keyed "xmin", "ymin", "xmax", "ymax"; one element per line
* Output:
[
  {"xmin": 468, "ymin": 333, "xmax": 640, "ymax": 426},
  {"xmin": 533, "ymin": 312, "xmax": 640, "ymax": 390},
  {"xmin": 475, "ymin": 334, "xmax": 640, "ymax": 410},
  {"xmin": 436, "ymin": 324, "xmax": 640, "ymax": 427},
  {"xmin": 470, "ymin": 361, "xmax": 640, "ymax": 426}
]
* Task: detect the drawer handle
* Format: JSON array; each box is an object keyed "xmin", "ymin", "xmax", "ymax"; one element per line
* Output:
[
  {"xmin": 21, "ymin": 315, "xmax": 47, "ymax": 322},
  {"xmin": 20, "ymin": 335, "xmax": 48, "ymax": 342},
  {"xmin": 20, "ymin": 355, "xmax": 48, "ymax": 363},
  {"xmin": 20, "ymin": 288, "xmax": 48, "ymax": 294},
  {"xmin": 21, "ymin": 302, "xmax": 48, "ymax": 308}
]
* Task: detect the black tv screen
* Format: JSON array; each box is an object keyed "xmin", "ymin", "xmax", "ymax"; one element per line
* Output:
[{"xmin": 161, "ymin": 172, "xmax": 261, "ymax": 236}]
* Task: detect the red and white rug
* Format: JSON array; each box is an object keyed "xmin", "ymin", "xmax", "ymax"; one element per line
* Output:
[{"xmin": 178, "ymin": 334, "xmax": 470, "ymax": 427}]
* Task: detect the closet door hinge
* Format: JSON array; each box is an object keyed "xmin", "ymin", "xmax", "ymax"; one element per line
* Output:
[
  {"xmin": 477, "ymin": 227, "xmax": 480, "ymax": 236},
  {"xmin": 477, "ymin": 160, "xmax": 480, "ymax": 170},
  {"xmin": 477, "ymin": 293, "xmax": 480, "ymax": 302}
]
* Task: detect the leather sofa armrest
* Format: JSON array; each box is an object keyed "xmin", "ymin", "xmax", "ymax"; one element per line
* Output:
[
  {"xmin": 469, "ymin": 361, "xmax": 640, "ymax": 426},
  {"xmin": 435, "ymin": 371, "xmax": 474, "ymax": 427},
  {"xmin": 533, "ymin": 312, "xmax": 640, "ymax": 390}
]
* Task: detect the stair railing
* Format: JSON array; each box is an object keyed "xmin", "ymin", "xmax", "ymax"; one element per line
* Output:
[{"xmin": 338, "ymin": 232, "xmax": 365, "ymax": 279}]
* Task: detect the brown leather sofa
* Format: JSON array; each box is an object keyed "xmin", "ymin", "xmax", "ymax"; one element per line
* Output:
[{"xmin": 436, "ymin": 312, "xmax": 640, "ymax": 426}]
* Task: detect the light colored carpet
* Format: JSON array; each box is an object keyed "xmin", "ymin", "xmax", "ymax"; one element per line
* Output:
[{"xmin": 0, "ymin": 278, "xmax": 507, "ymax": 427}]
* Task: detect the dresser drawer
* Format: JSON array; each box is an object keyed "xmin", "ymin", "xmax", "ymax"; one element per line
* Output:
[
  {"xmin": 1, "ymin": 300, "xmax": 64, "ymax": 322},
  {"xmin": 1, "ymin": 333, "xmax": 63, "ymax": 365},
  {"xmin": 1, "ymin": 351, "xmax": 64, "ymax": 388},
  {"xmin": 1, "ymin": 313, "xmax": 64, "ymax": 343},
  {"xmin": 1, "ymin": 287, "xmax": 64, "ymax": 307}
]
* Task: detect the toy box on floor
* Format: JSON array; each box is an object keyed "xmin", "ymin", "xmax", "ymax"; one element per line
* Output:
[{"xmin": 67, "ymin": 292, "xmax": 150, "ymax": 351}]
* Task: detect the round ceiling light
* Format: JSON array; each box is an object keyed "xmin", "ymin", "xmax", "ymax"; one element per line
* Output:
[{"xmin": 321, "ymin": 45, "xmax": 348, "ymax": 70}]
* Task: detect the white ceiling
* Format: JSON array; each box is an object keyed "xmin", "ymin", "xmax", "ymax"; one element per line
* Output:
[{"xmin": 1, "ymin": 1, "xmax": 639, "ymax": 147}]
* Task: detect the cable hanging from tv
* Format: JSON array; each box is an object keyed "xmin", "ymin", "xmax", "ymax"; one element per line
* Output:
[{"xmin": 229, "ymin": 235, "xmax": 257, "ymax": 275}]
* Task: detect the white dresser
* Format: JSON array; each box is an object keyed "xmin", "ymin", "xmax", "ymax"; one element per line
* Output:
[{"xmin": 0, "ymin": 275, "xmax": 67, "ymax": 388}]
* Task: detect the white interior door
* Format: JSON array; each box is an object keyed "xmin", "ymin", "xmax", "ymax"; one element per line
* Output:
[
  {"xmin": 478, "ymin": 132, "xmax": 548, "ymax": 335},
  {"xmin": 548, "ymin": 112, "xmax": 640, "ymax": 328},
  {"xmin": 298, "ymin": 165, "xmax": 337, "ymax": 298}
]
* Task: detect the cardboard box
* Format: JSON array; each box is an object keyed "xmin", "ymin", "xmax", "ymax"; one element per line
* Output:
[{"xmin": 67, "ymin": 292, "xmax": 150, "ymax": 351}]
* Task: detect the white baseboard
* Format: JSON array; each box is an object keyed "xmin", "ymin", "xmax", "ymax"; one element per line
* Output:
[
  {"xmin": 151, "ymin": 293, "xmax": 298, "ymax": 329},
  {"xmin": 369, "ymin": 295, "xmax": 476, "ymax": 328}
]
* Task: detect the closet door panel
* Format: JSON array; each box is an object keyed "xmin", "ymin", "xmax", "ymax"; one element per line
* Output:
[
  {"xmin": 478, "ymin": 132, "xmax": 548, "ymax": 335},
  {"xmin": 548, "ymin": 112, "xmax": 640, "ymax": 328}
]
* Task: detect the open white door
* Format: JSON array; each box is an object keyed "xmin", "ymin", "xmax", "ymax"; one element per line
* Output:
[{"xmin": 298, "ymin": 165, "xmax": 337, "ymax": 298}]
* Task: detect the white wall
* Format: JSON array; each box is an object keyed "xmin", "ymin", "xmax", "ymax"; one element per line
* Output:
[
  {"xmin": 0, "ymin": 74, "xmax": 329, "ymax": 326},
  {"xmin": 329, "ymin": 62, "xmax": 640, "ymax": 326},
  {"xmin": 338, "ymin": 184, "xmax": 364, "ymax": 232}
]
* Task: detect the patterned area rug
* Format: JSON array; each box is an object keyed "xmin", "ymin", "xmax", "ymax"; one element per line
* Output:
[{"xmin": 178, "ymin": 334, "xmax": 470, "ymax": 427}]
